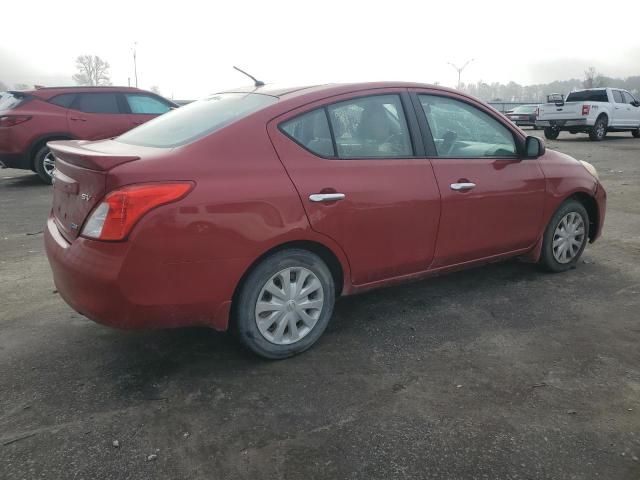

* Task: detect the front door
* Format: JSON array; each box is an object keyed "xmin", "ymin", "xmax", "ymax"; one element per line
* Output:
[
  {"xmin": 269, "ymin": 91, "xmax": 441, "ymax": 286},
  {"xmin": 414, "ymin": 91, "xmax": 546, "ymax": 267}
]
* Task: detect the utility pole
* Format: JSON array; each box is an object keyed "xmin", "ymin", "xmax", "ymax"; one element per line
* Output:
[
  {"xmin": 447, "ymin": 58, "xmax": 474, "ymax": 90},
  {"xmin": 132, "ymin": 42, "xmax": 138, "ymax": 87}
]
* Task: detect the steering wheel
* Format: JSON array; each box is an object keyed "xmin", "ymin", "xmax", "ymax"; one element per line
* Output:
[{"xmin": 441, "ymin": 130, "xmax": 457, "ymax": 155}]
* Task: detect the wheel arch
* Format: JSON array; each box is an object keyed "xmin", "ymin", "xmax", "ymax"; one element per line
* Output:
[
  {"xmin": 567, "ymin": 191, "xmax": 599, "ymax": 242},
  {"xmin": 230, "ymin": 240, "xmax": 347, "ymax": 322},
  {"xmin": 28, "ymin": 133, "xmax": 74, "ymax": 169}
]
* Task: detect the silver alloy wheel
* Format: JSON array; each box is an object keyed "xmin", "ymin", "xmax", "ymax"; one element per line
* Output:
[
  {"xmin": 595, "ymin": 121, "xmax": 606, "ymax": 138},
  {"xmin": 552, "ymin": 212, "xmax": 586, "ymax": 263},
  {"xmin": 255, "ymin": 267, "xmax": 324, "ymax": 345},
  {"xmin": 43, "ymin": 152, "xmax": 56, "ymax": 178}
]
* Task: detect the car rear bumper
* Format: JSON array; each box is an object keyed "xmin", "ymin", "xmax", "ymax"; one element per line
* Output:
[
  {"xmin": 44, "ymin": 215, "xmax": 233, "ymax": 331},
  {"xmin": 0, "ymin": 152, "xmax": 30, "ymax": 169},
  {"xmin": 536, "ymin": 119, "xmax": 588, "ymax": 127}
]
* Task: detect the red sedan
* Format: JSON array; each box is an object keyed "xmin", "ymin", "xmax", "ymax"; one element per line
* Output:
[{"xmin": 44, "ymin": 82, "xmax": 606, "ymax": 358}]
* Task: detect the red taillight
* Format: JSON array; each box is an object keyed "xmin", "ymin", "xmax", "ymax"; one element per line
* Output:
[
  {"xmin": 0, "ymin": 115, "xmax": 32, "ymax": 127},
  {"xmin": 81, "ymin": 183, "xmax": 193, "ymax": 241},
  {"xmin": 581, "ymin": 104, "xmax": 591, "ymax": 116}
]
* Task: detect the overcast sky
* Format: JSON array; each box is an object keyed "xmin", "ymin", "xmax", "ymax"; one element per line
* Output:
[{"xmin": 2, "ymin": 0, "xmax": 639, "ymax": 99}]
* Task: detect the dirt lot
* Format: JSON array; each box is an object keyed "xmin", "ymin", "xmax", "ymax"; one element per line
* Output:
[{"xmin": 1, "ymin": 131, "xmax": 639, "ymax": 479}]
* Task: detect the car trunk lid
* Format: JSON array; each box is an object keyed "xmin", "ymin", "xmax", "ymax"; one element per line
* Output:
[{"xmin": 49, "ymin": 140, "xmax": 141, "ymax": 242}]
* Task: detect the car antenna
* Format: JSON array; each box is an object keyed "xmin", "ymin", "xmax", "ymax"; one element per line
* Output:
[{"xmin": 233, "ymin": 66, "xmax": 265, "ymax": 87}]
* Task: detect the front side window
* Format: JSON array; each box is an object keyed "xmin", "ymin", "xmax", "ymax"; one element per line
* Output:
[
  {"xmin": 281, "ymin": 109, "xmax": 335, "ymax": 157},
  {"xmin": 76, "ymin": 93, "xmax": 120, "ymax": 114},
  {"xmin": 622, "ymin": 91, "xmax": 637, "ymax": 104},
  {"xmin": 117, "ymin": 92, "xmax": 277, "ymax": 148},
  {"xmin": 126, "ymin": 94, "xmax": 171, "ymax": 114},
  {"xmin": 419, "ymin": 95, "xmax": 517, "ymax": 158},
  {"xmin": 327, "ymin": 94, "xmax": 413, "ymax": 158},
  {"xmin": 612, "ymin": 90, "xmax": 624, "ymax": 103}
]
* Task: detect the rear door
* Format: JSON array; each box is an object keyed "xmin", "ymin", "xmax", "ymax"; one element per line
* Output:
[
  {"xmin": 268, "ymin": 90, "xmax": 441, "ymax": 286},
  {"xmin": 67, "ymin": 92, "xmax": 131, "ymax": 140},
  {"xmin": 412, "ymin": 90, "xmax": 546, "ymax": 267},
  {"xmin": 123, "ymin": 93, "xmax": 172, "ymax": 128},
  {"xmin": 611, "ymin": 90, "xmax": 627, "ymax": 126}
]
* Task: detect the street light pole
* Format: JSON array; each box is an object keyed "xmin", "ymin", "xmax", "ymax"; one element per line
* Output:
[
  {"xmin": 447, "ymin": 58, "xmax": 474, "ymax": 90},
  {"xmin": 133, "ymin": 42, "xmax": 138, "ymax": 88}
]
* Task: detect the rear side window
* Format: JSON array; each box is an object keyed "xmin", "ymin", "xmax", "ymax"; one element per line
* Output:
[
  {"xmin": 0, "ymin": 93, "xmax": 26, "ymax": 111},
  {"xmin": 49, "ymin": 94, "xmax": 77, "ymax": 108},
  {"xmin": 76, "ymin": 93, "xmax": 120, "ymax": 114},
  {"xmin": 612, "ymin": 90, "xmax": 624, "ymax": 103},
  {"xmin": 117, "ymin": 92, "xmax": 277, "ymax": 148},
  {"xmin": 125, "ymin": 94, "xmax": 171, "ymax": 114},
  {"xmin": 566, "ymin": 90, "xmax": 608, "ymax": 102},
  {"xmin": 327, "ymin": 94, "xmax": 413, "ymax": 158},
  {"xmin": 281, "ymin": 109, "xmax": 335, "ymax": 157}
]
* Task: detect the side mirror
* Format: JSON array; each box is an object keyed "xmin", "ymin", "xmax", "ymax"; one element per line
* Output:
[
  {"xmin": 524, "ymin": 136, "xmax": 545, "ymax": 158},
  {"xmin": 632, "ymin": 100, "xmax": 640, "ymax": 107}
]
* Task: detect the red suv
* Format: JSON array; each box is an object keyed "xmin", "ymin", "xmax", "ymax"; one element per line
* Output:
[
  {"xmin": 0, "ymin": 86, "xmax": 177, "ymax": 183},
  {"xmin": 44, "ymin": 83, "xmax": 606, "ymax": 359}
]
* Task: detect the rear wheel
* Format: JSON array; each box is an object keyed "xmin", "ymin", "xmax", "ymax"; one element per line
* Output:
[
  {"xmin": 233, "ymin": 249, "xmax": 335, "ymax": 359},
  {"xmin": 589, "ymin": 116, "xmax": 607, "ymax": 141},
  {"xmin": 539, "ymin": 200, "xmax": 589, "ymax": 272},
  {"xmin": 34, "ymin": 146, "xmax": 55, "ymax": 185},
  {"xmin": 544, "ymin": 127, "xmax": 560, "ymax": 140},
  {"xmin": 632, "ymin": 128, "xmax": 640, "ymax": 138}
]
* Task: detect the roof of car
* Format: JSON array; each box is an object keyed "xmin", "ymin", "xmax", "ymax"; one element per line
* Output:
[
  {"xmin": 26, "ymin": 86, "xmax": 154, "ymax": 99},
  {"xmin": 219, "ymin": 81, "xmax": 453, "ymax": 99}
]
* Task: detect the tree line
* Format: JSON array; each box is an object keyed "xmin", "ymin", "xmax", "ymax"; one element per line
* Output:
[{"xmin": 460, "ymin": 67, "xmax": 640, "ymax": 103}]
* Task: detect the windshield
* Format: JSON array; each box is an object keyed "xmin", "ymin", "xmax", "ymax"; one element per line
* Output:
[
  {"xmin": 512, "ymin": 105, "xmax": 536, "ymax": 113},
  {"xmin": 566, "ymin": 90, "xmax": 608, "ymax": 103},
  {"xmin": 117, "ymin": 92, "xmax": 278, "ymax": 148},
  {"xmin": 0, "ymin": 92, "xmax": 26, "ymax": 111}
]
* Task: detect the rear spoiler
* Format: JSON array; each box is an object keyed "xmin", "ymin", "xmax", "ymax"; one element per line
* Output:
[{"xmin": 48, "ymin": 141, "xmax": 140, "ymax": 171}]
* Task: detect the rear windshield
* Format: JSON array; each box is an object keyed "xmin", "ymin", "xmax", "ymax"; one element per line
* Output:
[
  {"xmin": 566, "ymin": 90, "xmax": 608, "ymax": 103},
  {"xmin": 0, "ymin": 92, "xmax": 26, "ymax": 111},
  {"xmin": 512, "ymin": 105, "xmax": 536, "ymax": 113},
  {"xmin": 117, "ymin": 92, "xmax": 278, "ymax": 148}
]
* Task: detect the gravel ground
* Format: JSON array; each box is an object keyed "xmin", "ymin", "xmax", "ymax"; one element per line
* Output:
[{"xmin": 1, "ymin": 130, "xmax": 639, "ymax": 479}]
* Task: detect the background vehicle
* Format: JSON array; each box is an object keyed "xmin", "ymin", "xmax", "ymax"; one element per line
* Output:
[
  {"xmin": 536, "ymin": 88, "xmax": 640, "ymax": 141},
  {"xmin": 505, "ymin": 104, "xmax": 539, "ymax": 128},
  {"xmin": 0, "ymin": 86, "xmax": 177, "ymax": 183},
  {"xmin": 44, "ymin": 82, "xmax": 606, "ymax": 359}
]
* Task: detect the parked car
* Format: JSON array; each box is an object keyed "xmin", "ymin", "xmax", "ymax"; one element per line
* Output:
[
  {"xmin": 0, "ymin": 86, "xmax": 177, "ymax": 183},
  {"xmin": 44, "ymin": 82, "xmax": 606, "ymax": 359},
  {"xmin": 536, "ymin": 88, "xmax": 640, "ymax": 141},
  {"xmin": 505, "ymin": 104, "xmax": 539, "ymax": 128}
]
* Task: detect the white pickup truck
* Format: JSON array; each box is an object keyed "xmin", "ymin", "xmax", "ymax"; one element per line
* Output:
[{"xmin": 536, "ymin": 87, "xmax": 640, "ymax": 141}]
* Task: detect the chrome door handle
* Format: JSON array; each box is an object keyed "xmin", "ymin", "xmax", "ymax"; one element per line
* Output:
[
  {"xmin": 450, "ymin": 182, "xmax": 476, "ymax": 191},
  {"xmin": 309, "ymin": 193, "xmax": 346, "ymax": 202}
]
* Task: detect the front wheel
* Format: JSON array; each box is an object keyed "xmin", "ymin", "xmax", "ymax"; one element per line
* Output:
[
  {"xmin": 539, "ymin": 200, "xmax": 589, "ymax": 273},
  {"xmin": 34, "ymin": 146, "xmax": 55, "ymax": 185},
  {"xmin": 589, "ymin": 116, "xmax": 607, "ymax": 141},
  {"xmin": 543, "ymin": 127, "xmax": 560, "ymax": 140},
  {"xmin": 233, "ymin": 249, "xmax": 335, "ymax": 359}
]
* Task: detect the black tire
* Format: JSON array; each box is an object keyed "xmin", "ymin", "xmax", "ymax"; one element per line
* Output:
[
  {"xmin": 588, "ymin": 115, "xmax": 607, "ymax": 141},
  {"xmin": 544, "ymin": 127, "xmax": 560, "ymax": 140},
  {"xmin": 539, "ymin": 200, "xmax": 590, "ymax": 273},
  {"xmin": 33, "ymin": 146, "xmax": 54, "ymax": 185},
  {"xmin": 233, "ymin": 249, "xmax": 336, "ymax": 359},
  {"xmin": 632, "ymin": 129, "xmax": 640, "ymax": 138}
]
